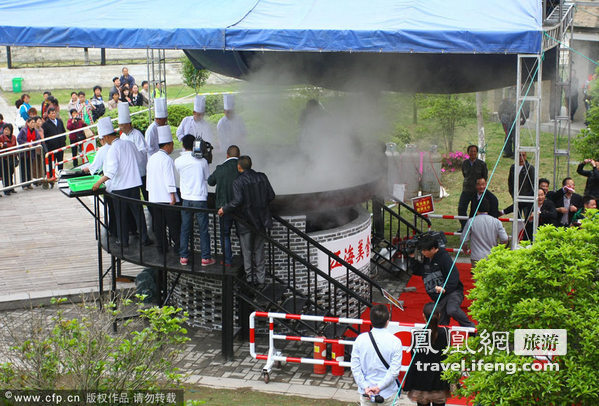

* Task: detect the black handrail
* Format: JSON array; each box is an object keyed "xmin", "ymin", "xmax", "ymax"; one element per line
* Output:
[
  {"xmin": 369, "ymin": 196, "xmax": 430, "ymax": 277},
  {"xmin": 99, "ymin": 191, "xmax": 374, "ymax": 315}
]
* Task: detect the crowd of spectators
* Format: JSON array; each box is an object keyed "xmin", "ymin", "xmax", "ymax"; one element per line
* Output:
[
  {"xmin": 458, "ymin": 146, "xmax": 598, "ymax": 258},
  {"xmin": 0, "ymin": 66, "xmax": 155, "ymax": 195}
]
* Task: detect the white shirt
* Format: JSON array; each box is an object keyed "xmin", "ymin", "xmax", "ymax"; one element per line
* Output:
[
  {"xmin": 350, "ymin": 327, "xmax": 403, "ymax": 400},
  {"xmin": 103, "ymin": 138, "xmax": 142, "ymax": 192},
  {"xmin": 174, "ymin": 150, "xmax": 209, "ymax": 201},
  {"xmin": 87, "ymin": 143, "xmax": 110, "ymax": 175},
  {"xmin": 461, "ymin": 214, "xmax": 509, "ymax": 261},
  {"xmin": 561, "ymin": 192, "xmax": 571, "ymax": 225},
  {"xmin": 217, "ymin": 114, "xmax": 247, "ymax": 152},
  {"xmin": 176, "ymin": 116, "xmax": 215, "ymax": 144},
  {"xmin": 121, "ymin": 128, "xmax": 149, "ymax": 177},
  {"xmin": 146, "ymin": 149, "xmax": 179, "ymax": 203},
  {"xmin": 145, "ymin": 122, "xmax": 160, "ymax": 157}
]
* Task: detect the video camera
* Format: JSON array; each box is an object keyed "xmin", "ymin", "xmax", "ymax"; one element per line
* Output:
[
  {"xmin": 192, "ymin": 139, "xmax": 214, "ymax": 164},
  {"xmin": 397, "ymin": 230, "xmax": 447, "ymax": 257}
]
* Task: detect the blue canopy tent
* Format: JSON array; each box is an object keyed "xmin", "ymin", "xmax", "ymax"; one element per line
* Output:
[{"xmin": 0, "ymin": 0, "xmax": 550, "ymax": 92}]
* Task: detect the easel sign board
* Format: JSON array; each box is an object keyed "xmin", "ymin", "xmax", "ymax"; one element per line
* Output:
[
  {"xmin": 411, "ymin": 194, "xmax": 434, "ymax": 215},
  {"xmin": 382, "ymin": 288, "xmax": 404, "ymax": 311}
]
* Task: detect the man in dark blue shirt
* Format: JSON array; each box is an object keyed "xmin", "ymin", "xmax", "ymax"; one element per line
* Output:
[{"xmin": 410, "ymin": 235, "xmax": 475, "ymax": 328}]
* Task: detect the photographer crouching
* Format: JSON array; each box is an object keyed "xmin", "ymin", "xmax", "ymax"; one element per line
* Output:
[{"xmin": 407, "ymin": 233, "xmax": 475, "ymax": 328}]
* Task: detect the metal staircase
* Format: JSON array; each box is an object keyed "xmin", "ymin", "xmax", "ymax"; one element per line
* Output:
[{"xmin": 369, "ymin": 197, "xmax": 431, "ymax": 276}]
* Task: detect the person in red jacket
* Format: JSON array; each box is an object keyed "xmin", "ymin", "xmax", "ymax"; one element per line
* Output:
[{"xmin": 0, "ymin": 124, "xmax": 18, "ymax": 195}]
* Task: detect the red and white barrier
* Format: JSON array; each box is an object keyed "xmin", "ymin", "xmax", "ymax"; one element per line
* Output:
[
  {"xmin": 249, "ymin": 311, "xmax": 476, "ymax": 383},
  {"xmin": 424, "ymin": 213, "xmax": 523, "ymax": 223},
  {"xmin": 45, "ymin": 135, "xmax": 99, "ymax": 181}
]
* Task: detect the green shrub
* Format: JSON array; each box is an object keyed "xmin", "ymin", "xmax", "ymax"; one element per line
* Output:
[
  {"xmin": 106, "ymin": 105, "xmax": 192, "ymax": 134},
  {"xmin": 167, "ymin": 105, "xmax": 193, "ymax": 129},
  {"xmin": 206, "ymin": 113, "xmax": 224, "ymax": 126},
  {"xmin": 205, "ymin": 95, "xmax": 223, "ymax": 116},
  {"xmin": 442, "ymin": 213, "xmax": 599, "ymax": 405},
  {"xmin": 0, "ymin": 296, "xmax": 189, "ymax": 390},
  {"xmin": 392, "ymin": 124, "xmax": 411, "ymax": 146},
  {"xmin": 105, "ymin": 106, "xmax": 151, "ymax": 133}
]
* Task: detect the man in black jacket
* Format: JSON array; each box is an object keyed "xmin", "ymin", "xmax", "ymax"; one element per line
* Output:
[
  {"xmin": 551, "ymin": 177, "xmax": 583, "ymax": 226},
  {"xmin": 409, "ymin": 235, "xmax": 475, "ymax": 328},
  {"xmin": 458, "ymin": 145, "xmax": 488, "ymax": 231},
  {"xmin": 218, "ymin": 155, "xmax": 275, "ymax": 285},
  {"xmin": 208, "ymin": 145, "xmax": 240, "ymax": 266},
  {"xmin": 42, "ymin": 107, "xmax": 67, "ymax": 174}
]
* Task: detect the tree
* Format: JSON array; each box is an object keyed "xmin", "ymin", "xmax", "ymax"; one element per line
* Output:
[
  {"xmin": 420, "ymin": 94, "xmax": 476, "ymax": 152},
  {"xmin": 576, "ymin": 71, "xmax": 599, "ymax": 159},
  {"xmin": 443, "ymin": 213, "xmax": 599, "ymax": 405},
  {"xmin": 575, "ymin": 107, "xmax": 599, "ymax": 159},
  {"xmin": 181, "ymin": 56, "xmax": 210, "ymax": 93}
]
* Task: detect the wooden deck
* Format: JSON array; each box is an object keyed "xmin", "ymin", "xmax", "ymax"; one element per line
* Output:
[{"xmin": 0, "ymin": 185, "xmax": 142, "ymax": 307}]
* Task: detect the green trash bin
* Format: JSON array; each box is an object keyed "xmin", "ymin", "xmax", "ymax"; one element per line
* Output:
[{"xmin": 12, "ymin": 77, "xmax": 23, "ymax": 93}]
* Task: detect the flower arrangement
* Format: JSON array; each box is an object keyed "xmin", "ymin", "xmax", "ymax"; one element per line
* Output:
[{"xmin": 441, "ymin": 150, "xmax": 468, "ymax": 172}]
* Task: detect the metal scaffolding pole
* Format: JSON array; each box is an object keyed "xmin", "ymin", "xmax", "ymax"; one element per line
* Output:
[
  {"xmin": 512, "ymin": 55, "xmax": 542, "ymax": 248},
  {"xmin": 146, "ymin": 48, "xmax": 168, "ymax": 125},
  {"xmin": 552, "ymin": 21, "xmax": 574, "ymax": 188}
]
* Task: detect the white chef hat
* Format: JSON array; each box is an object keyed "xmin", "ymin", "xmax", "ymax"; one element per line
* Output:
[
  {"xmin": 97, "ymin": 117, "xmax": 116, "ymax": 137},
  {"xmin": 157, "ymin": 125, "xmax": 173, "ymax": 144},
  {"xmin": 117, "ymin": 102, "xmax": 131, "ymax": 124},
  {"xmin": 194, "ymin": 95, "xmax": 206, "ymax": 113},
  {"xmin": 154, "ymin": 97, "xmax": 167, "ymax": 119},
  {"xmin": 223, "ymin": 94, "xmax": 235, "ymax": 110}
]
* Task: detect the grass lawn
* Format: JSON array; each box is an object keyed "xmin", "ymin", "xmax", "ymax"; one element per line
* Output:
[{"xmin": 186, "ymin": 386, "xmax": 354, "ymax": 406}]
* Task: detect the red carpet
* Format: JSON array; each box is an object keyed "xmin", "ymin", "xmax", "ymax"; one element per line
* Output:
[
  {"xmin": 349, "ymin": 262, "xmax": 476, "ymax": 405},
  {"xmin": 392, "ymin": 262, "xmax": 475, "ymax": 325}
]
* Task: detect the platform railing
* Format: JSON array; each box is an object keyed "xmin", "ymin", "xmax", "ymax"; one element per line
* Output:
[{"xmin": 91, "ymin": 191, "xmax": 380, "ymax": 357}]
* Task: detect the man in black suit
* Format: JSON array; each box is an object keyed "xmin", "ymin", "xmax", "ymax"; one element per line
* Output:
[
  {"xmin": 550, "ymin": 177, "xmax": 583, "ymax": 227},
  {"xmin": 42, "ymin": 107, "xmax": 67, "ymax": 175},
  {"xmin": 469, "ymin": 177, "xmax": 500, "ymax": 218}
]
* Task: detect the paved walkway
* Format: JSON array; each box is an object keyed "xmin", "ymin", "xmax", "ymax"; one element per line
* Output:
[{"xmin": 0, "ymin": 185, "xmax": 141, "ymax": 309}]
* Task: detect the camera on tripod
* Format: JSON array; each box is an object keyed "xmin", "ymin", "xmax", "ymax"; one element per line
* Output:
[{"xmin": 397, "ymin": 230, "xmax": 447, "ymax": 257}]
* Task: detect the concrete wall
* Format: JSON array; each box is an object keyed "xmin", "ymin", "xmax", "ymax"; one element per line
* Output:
[
  {"xmin": 0, "ymin": 62, "xmax": 184, "ymax": 92},
  {"xmin": 0, "ymin": 47, "xmax": 184, "ymax": 65}
]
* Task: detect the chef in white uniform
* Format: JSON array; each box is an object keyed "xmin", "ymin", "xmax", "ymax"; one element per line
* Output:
[
  {"xmin": 145, "ymin": 97, "xmax": 168, "ymax": 157},
  {"xmin": 217, "ymin": 94, "xmax": 247, "ymax": 152},
  {"xmin": 118, "ymin": 102, "xmax": 150, "ymax": 200},
  {"xmin": 146, "ymin": 125, "xmax": 180, "ymax": 254},
  {"xmin": 176, "ymin": 95, "xmax": 215, "ymax": 145},
  {"xmin": 93, "ymin": 117, "xmax": 151, "ymax": 248},
  {"xmin": 82, "ymin": 134, "xmax": 110, "ymax": 175}
]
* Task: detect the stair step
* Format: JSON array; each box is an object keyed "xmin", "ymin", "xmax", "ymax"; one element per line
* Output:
[{"xmin": 280, "ymin": 296, "xmax": 308, "ymax": 315}]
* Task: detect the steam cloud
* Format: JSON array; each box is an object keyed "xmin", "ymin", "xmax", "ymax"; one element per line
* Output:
[{"xmin": 212, "ymin": 62, "xmax": 391, "ymax": 196}]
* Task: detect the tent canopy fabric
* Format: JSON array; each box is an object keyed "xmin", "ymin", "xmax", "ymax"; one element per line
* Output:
[{"xmin": 0, "ymin": 0, "xmax": 542, "ymax": 54}]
